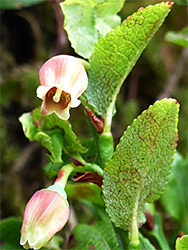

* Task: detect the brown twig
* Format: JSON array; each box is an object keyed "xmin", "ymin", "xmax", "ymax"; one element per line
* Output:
[
  {"xmin": 52, "ymin": 0, "xmax": 68, "ymax": 54},
  {"xmin": 157, "ymin": 48, "xmax": 188, "ymax": 100}
]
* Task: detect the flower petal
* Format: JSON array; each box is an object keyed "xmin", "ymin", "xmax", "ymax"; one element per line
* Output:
[
  {"xmin": 39, "ymin": 55, "xmax": 88, "ymax": 98},
  {"xmin": 55, "ymin": 106, "xmax": 70, "ymax": 120},
  {"xmin": 20, "ymin": 189, "xmax": 69, "ymax": 249}
]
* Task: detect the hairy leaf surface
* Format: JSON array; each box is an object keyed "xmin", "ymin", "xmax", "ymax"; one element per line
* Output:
[
  {"xmin": 69, "ymin": 220, "xmax": 119, "ymax": 250},
  {"xmin": 176, "ymin": 235, "xmax": 188, "ymax": 250},
  {"xmin": 85, "ymin": 2, "xmax": 172, "ymax": 117},
  {"xmin": 61, "ymin": 0, "xmax": 125, "ymax": 59},
  {"xmin": 103, "ymin": 99, "xmax": 179, "ymax": 230}
]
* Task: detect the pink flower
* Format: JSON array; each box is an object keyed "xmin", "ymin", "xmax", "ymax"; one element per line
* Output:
[
  {"xmin": 37, "ymin": 55, "xmax": 88, "ymax": 120},
  {"xmin": 20, "ymin": 189, "xmax": 69, "ymax": 249}
]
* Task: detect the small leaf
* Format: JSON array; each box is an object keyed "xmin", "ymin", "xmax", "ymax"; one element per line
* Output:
[
  {"xmin": 65, "ymin": 183, "xmax": 103, "ymax": 206},
  {"xmin": 0, "ymin": 217, "xmax": 23, "ymax": 249},
  {"xmin": 103, "ymin": 99, "xmax": 179, "ymax": 230},
  {"xmin": 61, "ymin": 0, "xmax": 125, "ymax": 59},
  {"xmin": 139, "ymin": 233, "xmax": 156, "ymax": 250},
  {"xmin": 165, "ymin": 27, "xmax": 188, "ymax": 48},
  {"xmin": 85, "ymin": 2, "xmax": 172, "ymax": 117},
  {"xmin": 69, "ymin": 220, "xmax": 119, "ymax": 250},
  {"xmin": 160, "ymin": 153, "xmax": 188, "ymax": 233},
  {"xmin": 19, "ymin": 108, "xmax": 87, "ymax": 163},
  {"xmin": 0, "ymin": 0, "xmax": 45, "ymax": 9},
  {"xmin": 176, "ymin": 235, "xmax": 188, "ymax": 250}
]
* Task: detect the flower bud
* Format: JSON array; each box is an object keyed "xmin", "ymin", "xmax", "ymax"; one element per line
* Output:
[
  {"xmin": 37, "ymin": 55, "xmax": 88, "ymax": 120},
  {"xmin": 20, "ymin": 188, "xmax": 69, "ymax": 249}
]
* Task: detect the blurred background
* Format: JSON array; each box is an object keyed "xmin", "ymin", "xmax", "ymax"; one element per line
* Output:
[{"xmin": 0, "ymin": 0, "xmax": 187, "ymax": 246}]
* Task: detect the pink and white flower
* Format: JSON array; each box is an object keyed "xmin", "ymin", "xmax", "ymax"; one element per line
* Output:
[
  {"xmin": 20, "ymin": 189, "xmax": 69, "ymax": 249},
  {"xmin": 20, "ymin": 164, "xmax": 74, "ymax": 249},
  {"xmin": 37, "ymin": 55, "xmax": 88, "ymax": 120}
]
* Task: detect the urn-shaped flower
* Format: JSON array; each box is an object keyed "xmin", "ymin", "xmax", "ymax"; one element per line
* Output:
[
  {"xmin": 37, "ymin": 55, "xmax": 88, "ymax": 120},
  {"xmin": 20, "ymin": 188, "xmax": 69, "ymax": 249}
]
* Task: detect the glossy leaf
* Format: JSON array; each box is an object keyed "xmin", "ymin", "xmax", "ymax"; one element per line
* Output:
[
  {"xmin": 69, "ymin": 220, "xmax": 119, "ymax": 250},
  {"xmin": 0, "ymin": 217, "xmax": 23, "ymax": 250},
  {"xmin": 160, "ymin": 153, "xmax": 188, "ymax": 233},
  {"xmin": 61, "ymin": 0, "xmax": 125, "ymax": 59},
  {"xmin": 165, "ymin": 27, "xmax": 188, "ymax": 48},
  {"xmin": 19, "ymin": 107, "xmax": 87, "ymax": 163},
  {"xmin": 85, "ymin": 2, "xmax": 172, "ymax": 117},
  {"xmin": 103, "ymin": 99, "xmax": 179, "ymax": 230}
]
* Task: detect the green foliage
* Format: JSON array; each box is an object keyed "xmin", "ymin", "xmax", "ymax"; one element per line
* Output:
[
  {"xmin": 41, "ymin": 236, "xmax": 63, "ymax": 250},
  {"xmin": 147, "ymin": 212, "xmax": 171, "ymax": 250},
  {"xmin": 44, "ymin": 162, "xmax": 63, "ymax": 179},
  {"xmin": 103, "ymin": 99, "xmax": 179, "ymax": 231},
  {"xmin": 160, "ymin": 153, "xmax": 188, "ymax": 233},
  {"xmin": 85, "ymin": 2, "xmax": 172, "ymax": 117},
  {"xmin": 69, "ymin": 220, "xmax": 119, "ymax": 250},
  {"xmin": 19, "ymin": 107, "xmax": 87, "ymax": 164},
  {"xmin": 0, "ymin": 0, "xmax": 45, "ymax": 9},
  {"xmin": 176, "ymin": 235, "xmax": 188, "ymax": 250},
  {"xmin": 138, "ymin": 233, "xmax": 157, "ymax": 250},
  {"xmin": 65, "ymin": 183, "xmax": 104, "ymax": 206},
  {"xmin": 174, "ymin": 0, "xmax": 188, "ymax": 6},
  {"xmin": 0, "ymin": 217, "xmax": 23, "ymax": 250},
  {"xmin": 165, "ymin": 27, "xmax": 188, "ymax": 48},
  {"xmin": 98, "ymin": 132, "xmax": 114, "ymax": 167},
  {"xmin": 61, "ymin": 0, "xmax": 125, "ymax": 59}
]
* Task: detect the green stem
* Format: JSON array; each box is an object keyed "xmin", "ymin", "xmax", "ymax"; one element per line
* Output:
[
  {"xmin": 103, "ymin": 83, "xmax": 121, "ymax": 133},
  {"xmin": 54, "ymin": 164, "xmax": 75, "ymax": 188},
  {"xmin": 129, "ymin": 198, "xmax": 140, "ymax": 249},
  {"xmin": 149, "ymin": 213, "xmax": 171, "ymax": 250},
  {"xmin": 131, "ymin": 213, "xmax": 139, "ymax": 245},
  {"xmin": 47, "ymin": 164, "xmax": 74, "ymax": 199}
]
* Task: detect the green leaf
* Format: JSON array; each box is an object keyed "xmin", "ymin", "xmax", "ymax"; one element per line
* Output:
[
  {"xmin": 85, "ymin": 2, "xmax": 172, "ymax": 118},
  {"xmin": 165, "ymin": 27, "xmax": 188, "ymax": 48},
  {"xmin": 41, "ymin": 235, "xmax": 63, "ymax": 250},
  {"xmin": 138, "ymin": 233, "xmax": 156, "ymax": 250},
  {"xmin": 69, "ymin": 220, "xmax": 120, "ymax": 250},
  {"xmin": 174, "ymin": 0, "xmax": 188, "ymax": 6},
  {"xmin": 19, "ymin": 107, "xmax": 87, "ymax": 164},
  {"xmin": 44, "ymin": 162, "xmax": 63, "ymax": 179},
  {"xmin": 61, "ymin": 0, "xmax": 125, "ymax": 59},
  {"xmin": 65, "ymin": 183, "xmax": 104, "ymax": 206},
  {"xmin": 103, "ymin": 99, "xmax": 179, "ymax": 231},
  {"xmin": 176, "ymin": 235, "xmax": 188, "ymax": 250},
  {"xmin": 0, "ymin": 217, "xmax": 23, "ymax": 249},
  {"xmin": 0, "ymin": 0, "xmax": 45, "ymax": 9},
  {"xmin": 148, "ymin": 213, "xmax": 171, "ymax": 250},
  {"xmin": 160, "ymin": 154, "xmax": 188, "ymax": 233}
]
